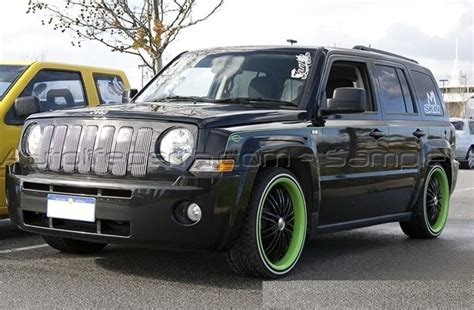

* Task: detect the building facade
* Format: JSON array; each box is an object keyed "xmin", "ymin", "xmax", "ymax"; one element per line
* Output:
[{"xmin": 439, "ymin": 40, "xmax": 473, "ymax": 117}]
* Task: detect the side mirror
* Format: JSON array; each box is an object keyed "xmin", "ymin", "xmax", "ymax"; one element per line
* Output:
[
  {"xmin": 14, "ymin": 96, "xmax": 40, "ymax": 118},
  {"xmin": 122, "ymin": 89, "xmax": 138, "ymax": 103},
  {"xmin": 321, "ymin": 88, "xmax": 366, "ymax": 115}
]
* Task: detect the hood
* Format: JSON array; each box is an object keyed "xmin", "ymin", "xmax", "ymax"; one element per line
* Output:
[{"xmin": 27, "ymin": 102, "xmax": 308, "ymax": 128}]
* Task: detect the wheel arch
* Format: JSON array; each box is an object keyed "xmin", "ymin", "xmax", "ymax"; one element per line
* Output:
[
  {"xmin": 219, "ymin": 140, "xmax": 321, "ymax": 250},
  {"xmin": 417, "ymin": 137, "xmax": 458, "ymax": 192}
]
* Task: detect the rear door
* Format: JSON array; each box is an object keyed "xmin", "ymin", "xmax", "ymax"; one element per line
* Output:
[
  {"xmin": 318, "ymin": 56, "xmax": 389, "ymax": 226},
  {"xmin": 372, "ymin": 61, "xmax": 424, "ymax": 215}
]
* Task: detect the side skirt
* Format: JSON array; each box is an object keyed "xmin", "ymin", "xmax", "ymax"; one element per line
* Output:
[{"xmin": 316, "ymin": 212, "xmax": 412, "ymax": 234}]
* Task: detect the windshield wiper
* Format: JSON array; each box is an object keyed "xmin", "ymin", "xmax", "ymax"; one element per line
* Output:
[
  {"xmin": 212, "ymin": 97, "xmax": 297, "ymax": 107},
  {"xmin": 151, "ymin": 95, "xmax": 210, "ymax": 102}
]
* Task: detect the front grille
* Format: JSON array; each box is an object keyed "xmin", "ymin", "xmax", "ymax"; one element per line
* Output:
[
  {"xmin": 22, "ymin": 181, "xmax": 132, "ymax": 198},
  {"xmin": 23, "ymin": 211, "xmax": 131, "ymax": 237},
  {"xmin": 33, "ymin": 122, "xmax": 156, "ymax": 177}
]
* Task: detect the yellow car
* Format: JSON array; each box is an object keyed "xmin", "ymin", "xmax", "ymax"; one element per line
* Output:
[{"xmin": 0, "ymin": 61, "xmax": 130, "ymax": 218}]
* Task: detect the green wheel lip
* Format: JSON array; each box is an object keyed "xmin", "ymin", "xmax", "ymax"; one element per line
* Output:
[
  {"xmin": 423, "ymin": 167, "xmax": 450, "ymax": 234},
  {"xmin": 256, "ymin": 174, "xmax": 307, "ymax": 274}
]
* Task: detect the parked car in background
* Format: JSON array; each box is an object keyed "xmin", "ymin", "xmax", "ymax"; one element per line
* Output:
[
  {"xmin": 0, "ymin": 61, "xmax": 130, "ymax": 218},
  {"xmin": 450, "ymin": 117, "xmax": 474, "ymax": 169}
]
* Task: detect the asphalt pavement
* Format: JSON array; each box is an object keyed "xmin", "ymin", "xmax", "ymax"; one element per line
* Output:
[{"xmin": 0, "ymin": 170, "xmax": 472, "ymax": 308}]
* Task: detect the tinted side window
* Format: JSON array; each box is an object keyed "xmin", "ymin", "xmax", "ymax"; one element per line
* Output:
[
  {"xmin": 325, "ymin": 62, "xmax": 375, "ymax": 111},
  {"xmin": 6, "ymin": 70, "xmax": 87, "ymax": 125},
  {"xmin": 375, "ymin": 65, "xmax": 406, "ymax": 114},
  {"xmin": 411, "ymin": 71, "xmax": 444, "ymax": 116},
  {"xmin": 396, "ymin": 68, "xmax": 415, "ymax": 113},
  {"xmin": 93, "ymin": 74, "xmax": 125, "ymax": 104},
  {"xmin": 469, "ymin": 121, "xmax": 474, "ymax": 135}
]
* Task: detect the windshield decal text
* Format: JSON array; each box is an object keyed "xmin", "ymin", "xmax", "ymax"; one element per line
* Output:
[{"xmin": 291, "ymin": 52, "xmax": 312, "ymax": 80}]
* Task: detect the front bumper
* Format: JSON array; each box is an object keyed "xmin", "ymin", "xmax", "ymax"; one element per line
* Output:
[{"xmin": 7, "ymin": 164, "xmax": 254, "ymax": 251}]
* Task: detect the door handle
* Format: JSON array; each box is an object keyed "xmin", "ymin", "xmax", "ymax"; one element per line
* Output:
[
  {"xmin": 369, "ymin": 129, "xmax": 386, "ymax": 139},
  {"xmin": 413, "ymin": 129, "xmax": 426, "ymax": 138}
]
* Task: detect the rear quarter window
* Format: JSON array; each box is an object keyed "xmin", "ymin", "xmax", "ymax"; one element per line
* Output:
[
  {"xmin": 93, "ymin": 74, "xmax": 126, "ymax": 104},
  {"xmin": 411, "ymin": 71, "xmax": 444, "ymax": 116}
]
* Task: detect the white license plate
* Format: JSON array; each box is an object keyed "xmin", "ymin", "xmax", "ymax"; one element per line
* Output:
[{"xmin": 47, "ymin": 194, "xmax": 96, "ymax": 223}]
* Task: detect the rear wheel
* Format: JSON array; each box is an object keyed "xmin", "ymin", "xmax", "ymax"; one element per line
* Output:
[
  {"xmin": 43, "ymin": 235, "xmax": 107, "ymax": 254},
  {"xmin": 226, "ymin": 168, "xmax": 307, "ymax": 278},
  {"xmin": 400, "ymin": 164, "xmax": 450, "ymax": 238}
]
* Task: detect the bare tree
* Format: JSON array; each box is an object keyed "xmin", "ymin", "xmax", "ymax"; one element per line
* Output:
[{"xmin": 26, "ymin": 0, "xmax": 224, "ymax": 74}]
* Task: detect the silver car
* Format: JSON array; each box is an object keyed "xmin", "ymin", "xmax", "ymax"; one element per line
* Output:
[{"xmin": 450, "ymin": 117, "xmax": 474, "ymax": 169}]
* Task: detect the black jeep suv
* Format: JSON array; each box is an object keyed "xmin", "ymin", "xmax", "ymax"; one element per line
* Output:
[{"xmin": 7, "ymin": 46, "xmax": 459, "ymax": 278}]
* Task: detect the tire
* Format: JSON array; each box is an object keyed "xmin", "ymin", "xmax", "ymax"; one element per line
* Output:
[
  {"xmin": 466, "ymin": 148, "xmax": 474, "ymax": 169},
  {"xmin": 43, "ymin": 235, "xmax": 107, "ymax": 254},
  {"xmin": 226, "ymin": 168, "xmax": 307, "ymax": 278},
  {"xmin": 400, "ymin": 164, "xmax": 450, "ymax": 239}
]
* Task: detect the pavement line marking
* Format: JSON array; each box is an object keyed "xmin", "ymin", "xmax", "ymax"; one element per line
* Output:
[
  {"xmin": 454, "ymin": 187, "xmax": 474, "ymax": 193},
  {"xmin": 0, "ymin": 244, "xmax": 49, "ymax": 254}
]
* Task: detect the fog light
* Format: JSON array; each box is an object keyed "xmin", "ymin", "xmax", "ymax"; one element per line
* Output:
[{"xmin": 186, "ymin": 203, "xmax": 202, "ymax": 223}]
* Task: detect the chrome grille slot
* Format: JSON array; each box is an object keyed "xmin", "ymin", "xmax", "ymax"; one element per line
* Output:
[
  {"xmin": 62, "ymin": 125, "xmax": 82, "ymax": 172},
  {"xmin": 111, "ymin": 127, "xmax": 133, "ymax": 176},
  {"xmin": 77, "ymin": 126, "xmax": 98, "ymax": 174},
  {"xmin": 30, "ymin": 121, "xmax": 163, "ymax": 177},
  {"xmin": 130, "ymin": 128, "xmax": 153, "ymax": 177},
  {"xmin": 48, "ymin": 125, "xmax": 67, "ymax": 171},
  {"xmin": 37, "ymin": 125, "xmax": 54, "ymax": 170},
  {"xmin": 93, "ymin": 126, "xmax": 115, "ymax": 175}
]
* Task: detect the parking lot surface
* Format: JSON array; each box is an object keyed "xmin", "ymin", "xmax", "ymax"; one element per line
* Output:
[{"xmin": 0, "ymin": 170, "xmax": 472, "ymax": 308}]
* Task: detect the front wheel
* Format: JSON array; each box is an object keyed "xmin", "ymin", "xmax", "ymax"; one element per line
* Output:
[
  {"xmin": 400, "ymin": 164, "xmax": 450, "ymax": 238},
  {"xmin": 43, "ymin": 235, "xmax": 107, "ymax": 254},
  {"xmin": 226, "ymin": 168, "xmax": 307, "ymax": 278}
]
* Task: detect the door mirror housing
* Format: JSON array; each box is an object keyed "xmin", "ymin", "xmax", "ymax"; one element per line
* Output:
[
  {"xmin": 14, "ymin": 96, "xmax": 40, "ymax": 118},
  {"xmin": 122, "ymin": 89, "xmax": 138, "ymax": 103},
  {"xmin": 321, "ymin": 87, "xmax": 366, "ymax": 115}
]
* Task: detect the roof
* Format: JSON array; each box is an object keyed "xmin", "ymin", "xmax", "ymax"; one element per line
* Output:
[
  {"xmin": 186, "ymin": 45, "xmax": 422, "ymax": 68},
  {"xmin": 0, "ymin": 60, "xmax": 126, "ymax": 74}
]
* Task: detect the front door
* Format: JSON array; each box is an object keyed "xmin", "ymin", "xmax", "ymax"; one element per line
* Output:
[
  {"xmin": 1, "ymin": 69, "xmax": 88, "ymax": 216},
  {"xmin": 317, "ymin": 58, "xmax": 389, "ymax": 226}
]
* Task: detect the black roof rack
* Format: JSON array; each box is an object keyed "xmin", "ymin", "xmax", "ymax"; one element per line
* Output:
[{"xmin": 352, "ymin": 45, "xmax": 419, "ymax": 64}]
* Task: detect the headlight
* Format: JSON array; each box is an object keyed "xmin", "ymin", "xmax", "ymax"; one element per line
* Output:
[
  {"xmin": 23, "ymin": 124, "xmax": 42, "ymax": 156},
  {"xmin": 159, "ymin": 128, "xmax": 194, "ymax": 165}
]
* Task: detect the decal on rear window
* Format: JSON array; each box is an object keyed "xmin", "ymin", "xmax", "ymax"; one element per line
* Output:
[
  {"xmin": 291, "ymin": 52, "xmax": 312, "ymax": 80},
  {"xmin": 424, "ymin": 91, "xmax": 442, "ymax": 115}
]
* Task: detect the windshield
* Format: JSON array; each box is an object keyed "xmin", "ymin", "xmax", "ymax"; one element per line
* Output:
[
  {"xmin": 0, "ymin": 65, "xmax": 27, "ymax": 100},
  {"xmin": 451, "ymin": 121, "xmax": 464, "ymax": 131},
  {"xmin": 135, "ymin": 50, "xmax": 314, "ymax": 107}
]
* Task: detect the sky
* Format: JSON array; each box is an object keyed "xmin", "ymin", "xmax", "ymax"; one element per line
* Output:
[{"xmin": 0, "ymin": 0, "xmax": 472, "ymax": 88}]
